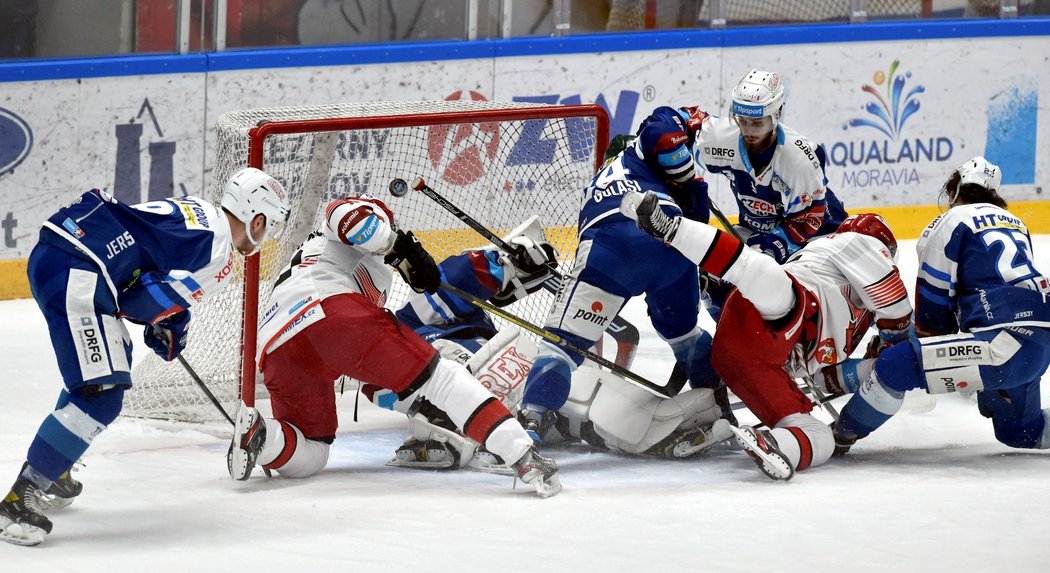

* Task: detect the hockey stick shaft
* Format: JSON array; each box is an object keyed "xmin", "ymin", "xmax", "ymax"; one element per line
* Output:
[
  {"xmin": 708, "ymin": 196, "xmax": 742, "ymax": 241},
  {"xmin": 404, "ymin": 176, "xmax": 641, "ymax": 364},
  {"xmin": 438, "ymin": 282, "xmax": 673, "ymax": 398},
  {"xmin": 156, "ymin": 326, "xmax": 236, "ymax": 426},
  {"xmin": 409, "ymin": 177, "xmax": 559, "ymax": 292}
]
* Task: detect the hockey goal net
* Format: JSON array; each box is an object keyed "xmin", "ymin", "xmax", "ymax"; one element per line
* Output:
[{"xmin": 123, "ymin": 100, "xmax": 609, "ymax": 424}]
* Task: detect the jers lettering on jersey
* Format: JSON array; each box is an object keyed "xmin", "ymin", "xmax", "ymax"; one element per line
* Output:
[{"xmin": 104, "ymin": 231, "xmax": 136, "ymax": 259}]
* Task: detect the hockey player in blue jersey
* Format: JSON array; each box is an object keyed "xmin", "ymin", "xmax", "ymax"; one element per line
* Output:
[
  {"xmin": 515, "ymin": 103, "xmax": 723, "ymax": 440},
  {"xmin": 697, "ymin": 69, "xmax": 847, "ymax": 263},
  {"xmin": 0, "ymin": 167, "xmax": 290, "ymax": 546},
  {"xmin": 832, "ymin": 156, "xmax": 1050, "ymax": 454}
]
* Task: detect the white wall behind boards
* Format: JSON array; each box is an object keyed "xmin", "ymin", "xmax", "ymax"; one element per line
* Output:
[{"xmin": 0, "ymin": 33, "xmax": 1046, "ymax": 261}]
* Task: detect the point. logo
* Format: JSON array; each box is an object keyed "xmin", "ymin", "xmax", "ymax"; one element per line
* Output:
[{"xmin": 426, "ymin": 91, "xmax": 500, "ymax": 186}]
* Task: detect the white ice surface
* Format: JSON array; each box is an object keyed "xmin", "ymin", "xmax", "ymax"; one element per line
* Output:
[{"xmin": 2, "ymin": 238, "xmax": 1048, "ymax": 571}]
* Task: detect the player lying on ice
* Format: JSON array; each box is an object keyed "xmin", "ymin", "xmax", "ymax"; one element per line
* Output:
[
  {"xmin": 226, "ymin": 194, "xmax": 561, "ymax": 498},
  {"xmin": 832, "ymin": 157, "xmax": 1050, "ymax": 455},
  {"xmin": 621, "ymin": 190, "xmax": 912, "ymax": 481},
  {"xmin": 369, "ymin": 215, "xmax": 735, "ymax": 473}
]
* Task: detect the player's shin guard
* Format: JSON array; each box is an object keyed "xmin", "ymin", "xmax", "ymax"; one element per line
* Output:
[
  {"xmin": 834, "ymin": 367, "xmax": 907, "ymax": 452},
  {"xmin": 768, "ymin": 413, "xmax": 835, "ymax": 471},
  {"xmin": 420, "ymin": 358, "xmax": 533, "ymax": 465},
  {"xmin": 255, "ymin": 419, "xmax": 331, "ymax": 479},
  {"xmin": 666, "ymin": 327, "xmax": 718, "ymax": 390},
  {"xmin": 25, "ymin": 386, "xmax": 124, "ymax": 487}
]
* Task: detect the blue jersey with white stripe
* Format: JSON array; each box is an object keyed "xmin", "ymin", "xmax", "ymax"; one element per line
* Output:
[
  {"xmin": 41, "ymin": 189, "xmax": 234, "ymax": 324},
  {"xmin": 915, "ymin": 203, "xmax": 1050, "ymax": 335}
]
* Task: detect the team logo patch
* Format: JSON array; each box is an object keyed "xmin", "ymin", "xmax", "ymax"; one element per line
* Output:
[
  {"xmin": 814, "ymin": 338, "xmax": 837, "ymax": 365},
  {"xmin": 62, "ymin": 217, "xmax": 85, "ymax": 238}
]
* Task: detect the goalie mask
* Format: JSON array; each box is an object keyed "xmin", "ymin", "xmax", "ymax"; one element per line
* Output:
[
  {"xmin": 938, "ymin": 156, "xmax": 1002, "ymax": 210},
  {"xmin": 221, "ymin": 167, "xmax": 292, "ymax": 254},
  {"xmin": 730, "ymin": 69, "xmax": 785, "ymax": 132},
  {"xmin": 838, "ymin": 213, "xmax": 897, "ymax": 261}
]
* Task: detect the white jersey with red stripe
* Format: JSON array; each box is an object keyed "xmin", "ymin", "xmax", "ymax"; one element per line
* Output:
[
  {"xmin": 782, "ymin": 232, "xmax": 912, "ymax": 375},
  {"xmin": 257, "ymin": 195, "xmax": 396, "ymax": 363}
]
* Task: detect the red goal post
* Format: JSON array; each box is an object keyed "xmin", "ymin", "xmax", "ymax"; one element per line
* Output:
[{"xmin": 124, "ymin": 100, "xmax": 610, "ymax": 424}]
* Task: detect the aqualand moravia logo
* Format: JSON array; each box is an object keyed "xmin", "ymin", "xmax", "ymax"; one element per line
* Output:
[
  {"xmin": 827, "ymin": 60, "xmax": 953, "ymax": 188},
  {"xmin": 0, "ymin": 107, "xmax": 33, "ymax": 178}
]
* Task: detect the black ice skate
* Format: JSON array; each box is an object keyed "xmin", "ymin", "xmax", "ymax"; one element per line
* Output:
[
  {"xmin": 0, "ymin": 478, "xmax": 53, "ymax": 546},
  {"xmin": 31, "ymin": 464, "xmax": 83, "ymax": 511}
]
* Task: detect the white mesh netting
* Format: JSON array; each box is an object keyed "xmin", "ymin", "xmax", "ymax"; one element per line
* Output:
[{"xmin": 123, "ymin": 99, "xmax": 606, "ymax": 423}]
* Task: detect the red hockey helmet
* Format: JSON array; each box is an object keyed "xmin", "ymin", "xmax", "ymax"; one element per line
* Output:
[{"xmin": 838, "ymin": 213, "xmax": 897, "ymax": 260}]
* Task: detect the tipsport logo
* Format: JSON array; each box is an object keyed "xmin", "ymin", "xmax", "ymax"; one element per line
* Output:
[{"xmin": 829, "ymin": 60, "xmax": 953, "ymax": 189}]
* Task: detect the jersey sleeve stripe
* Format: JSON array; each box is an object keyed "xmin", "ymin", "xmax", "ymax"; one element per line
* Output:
[{"xmin": 864, "ymin": 271, "xmax": 909, "ymax": 308}]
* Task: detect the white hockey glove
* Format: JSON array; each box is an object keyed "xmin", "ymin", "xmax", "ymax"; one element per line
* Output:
[{"xmin": 491, "ymin": 236, "xmax": 557, "ymax": 307}]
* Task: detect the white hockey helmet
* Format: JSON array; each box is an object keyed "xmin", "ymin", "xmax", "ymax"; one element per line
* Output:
[
  {"xmin": 940, "ymin": 156, "xmax": 1002, "ymax": 209},
  {"xmin": 221, "ymin": 167, "xmax": 291, "ymax": 252},
  {"xmin": 730, "ymin": 69, "xmax": 786, "ymax": 128}
]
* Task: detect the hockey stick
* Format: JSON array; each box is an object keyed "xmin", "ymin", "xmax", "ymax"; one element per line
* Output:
[
  {"xmin": 391, "ymin": 176, "xmax": 641, "ymax": 367},
  {"xmin": 437, "ymin": 281, "xmax": 675, "ymax": 398},
  {"xmin": 708, "ymin": 196, "xmax": 742, "ymax": 241},
  {"xmin": 155, "ymin": 327, "xmax": 235, "ymax": 426}
]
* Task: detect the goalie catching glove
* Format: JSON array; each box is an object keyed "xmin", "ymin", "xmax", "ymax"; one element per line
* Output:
[
  {"xmin": 143, "ymin": 310, "xmax": 190, "ymax": 361},
  {"xmin": 491, "ymin": 236, "xmax": 558, "ymax": 307},
  {"xmin": 385, "ymin": 230, "xmax": 441, "ymax": 294}
]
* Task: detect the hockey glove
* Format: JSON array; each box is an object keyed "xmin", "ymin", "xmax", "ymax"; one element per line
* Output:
[
  {"xmin": 745, "ymin": 232, "xmax": 791, "ymax": 264},
  {"xmin": 385, "ymin": 230, "xmax": 441, "ymax": 294},
  {"xmin": 143, "ymin": 310, "xmax": 191, "ymax": 362},
  {"xmin": 492, "ymin": 237, "xmax": 558, "ymax": 307}
]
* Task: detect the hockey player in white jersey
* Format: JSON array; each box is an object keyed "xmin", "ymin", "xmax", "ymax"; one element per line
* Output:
[
  {"xmin": 227, "ymin": 195, "xmax": 562, "ymax": 498},
  {"xmin": 622, "ymin": 191, "xmax": 912, "ymax": 480},
  {"xmin": 696, "ymin": 69, "xmax": 847, "ymax": 263},
  {"xmin": 0, "ymin": 167, "xmax": 290, "ymax": 546},
  {"xmin": 833, "ymin": 157, "xmax": 1050, "ymax": 454}
]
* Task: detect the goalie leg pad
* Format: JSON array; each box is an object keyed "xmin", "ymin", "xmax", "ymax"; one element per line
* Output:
[
  {"xmin": 586, "ymin": 366, "xmax": 722, "ymax": 454},
  {"xmin": 465, "ymin": 325, "xmax": 538, "ymax": 410}
]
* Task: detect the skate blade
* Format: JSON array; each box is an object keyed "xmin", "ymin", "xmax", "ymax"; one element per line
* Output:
[
  {"xmin": 0, "ymin": 518, "xmax": 47, "ymax": 547},
  {"xmin": 528, "ymin": 474, "xmax": 562, "ymax": 499},
  {"xmin": 466, "ymin": 459, "xmax": 515, "ymax": 476},
  {"xmin": 729, "ymin": 426, "xmax": 794, "ymax": 481},
  {"xmin": 385, "ymin": 457, "xmax": 456, "ymax": 471}
]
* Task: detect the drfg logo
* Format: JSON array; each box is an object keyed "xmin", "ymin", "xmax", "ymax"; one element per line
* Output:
[
  {"xmin": 79, "ymin": 317, "xmax": 103, "ymax": 364},
  {"xmin": 572, "ymin": 301, "xmax": 609, "ymax": 327},
  {"xmin": 936, "ymin": 345, "xmax": 982, "ymax": 359}
]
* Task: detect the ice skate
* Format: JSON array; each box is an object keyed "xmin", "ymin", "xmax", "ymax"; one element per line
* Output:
[
  {"xmin": 512, "ymin": 446, "xmax": 562, "ymax": 498},
  {"xmin": 386, "ymin": 437, "xmax": 458, "ymax": 470},
  {"xmin": 31, "ymin": 466, "xmax": 83, "ymax": 511},
  {"xmin": 0, "ymin": 478, "xmax": 52, "ymax": 546},
  {"xmin": 227, "ymin": 405, "xmax": 267, "ymax": 480},
  {"xmin": 649, "ymin": 419, "xmax": 735, "ymax": 459},
  {"xmin": 730, "ymin": 425, "xmax": 795, "ymax": 481},
  {"xmin": 467, "ymin": 447, "xmax": 514, "ymax": 476},
  {"xmin": 831, "ymin": 421, "xmax": 860, "ymax": 457}
]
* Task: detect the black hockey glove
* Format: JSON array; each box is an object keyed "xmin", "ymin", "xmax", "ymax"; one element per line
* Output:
[
  {"xmin": 143, "ymin": 310, "xmax": 190, "ymax": 362},
  {"xmin": 385, "ymin": 230, "xmax": 441, "ymax": 294}
]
